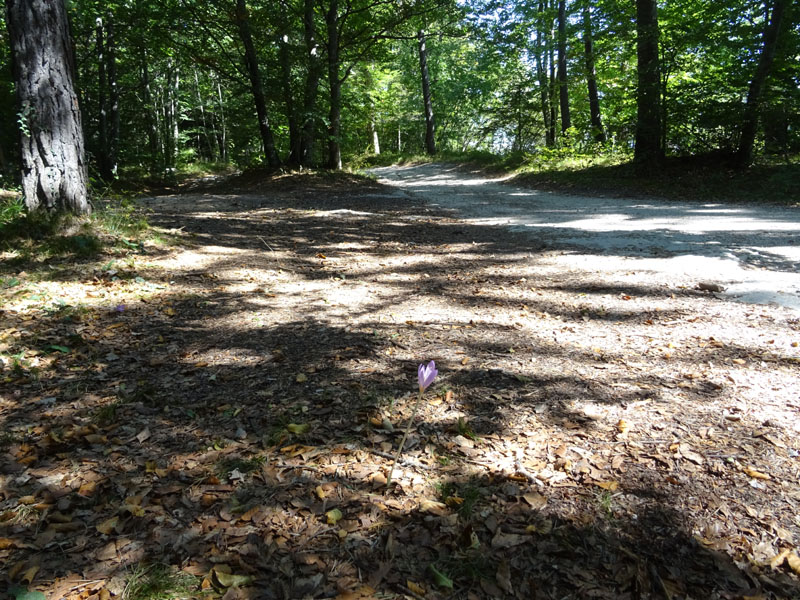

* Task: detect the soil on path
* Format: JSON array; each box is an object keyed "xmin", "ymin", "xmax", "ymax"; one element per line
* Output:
[
  {"xmin": 371, "ymin": 162, "xmax": 800, "ymax": 311},
  {"xmin": 2, "ymin": 167, "xmax": 800, "ymax": 600}
]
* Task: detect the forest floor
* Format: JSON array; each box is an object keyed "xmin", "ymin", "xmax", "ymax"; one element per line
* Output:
[{"xmin": 2, "ymin": 164, "xmax": 800, "ymax": 600}]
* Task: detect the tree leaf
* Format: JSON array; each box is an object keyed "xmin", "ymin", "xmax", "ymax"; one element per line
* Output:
[
  {"xmin": 427, "ymin": 564, "xmax": 454, "ymax": 589},
  {"xmin": 10, "ymin": 586, "xmax": 46, "ymax": 600},
  {"xmin": 326, "ymin": 508, "xmax": 343, "ymax": 525},
  {"xmin": 286, "ymin": 423, "xmax": 310, "ymax": 434}
]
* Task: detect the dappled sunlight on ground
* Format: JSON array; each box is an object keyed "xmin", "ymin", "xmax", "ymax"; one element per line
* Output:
[{"xmin": 2, "ymin": 169, "xmax": 800, "ymax": 599}]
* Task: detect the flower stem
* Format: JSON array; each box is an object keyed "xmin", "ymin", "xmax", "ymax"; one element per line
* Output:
[{"xmin": 386, "ymin": 389, "xmax": 423, "ymax": 489}]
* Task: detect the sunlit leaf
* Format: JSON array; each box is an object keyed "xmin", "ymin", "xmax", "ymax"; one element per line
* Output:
[
  {"xmin": 326, "ymin": 508, "xmax": 343, "ymax": 525},
  {"xmin": 743, "ymin": 467, "xmax": 770, "ymax": 480},
  {"xmin": 595, "ymin": 481, "xmax": 619, "ymax": 491},
  {"xmin": 286, "ymin": 423, "xmax": 310, "ymax": 434}
]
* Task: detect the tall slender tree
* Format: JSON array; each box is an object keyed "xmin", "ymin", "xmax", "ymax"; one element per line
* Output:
[
  {"xmin": 418, "ymin": 29, "xmax": 436, "ymax": 155},
  {"xmin": 582, "ymin": 1, "xmax": 605, "ymax": 143},
  {"xmin": 556, "ymin": 0, "xmax": 571, "ymax": 133},
  {"xmin": 5, "ymin": 0, "xmax": 90, "ymax": 214},
  {"xmin": 735, "ymin": 0, "xmax": 789, "ymax": 168},
  {"xmin": 235, "ymin": 0, "xmax": 280, "ymax": 168}
]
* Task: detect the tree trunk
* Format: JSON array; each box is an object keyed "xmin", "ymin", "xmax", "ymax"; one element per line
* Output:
[
  {"xmin": 163, "ymin": 59, "xmax": 179, "ymax": 173},
  {"xmin": 556, "ymin": 0, "xmax": 571, "ymax": 133},
  {"xmin": 325, "ymin": 0, "xmax": 342, "ymax": 169},
  {"xmin": 300, "ymin": 0, "xmax": 322, "ymax": 166},
  {"xmin": 278, "ymin": 0, "xmax": 300, "ymax": 165},
  {"xmin": 216, "ymin": 76, "xmax": 228, "ymax": 162},
  {"xmin": 735, "ymin": 0, "xmax": 788, "ymax": 168},
  {"xmin": 194, "ymin": 69, "xmax": 216, "ymax": 161},
  {"xmin": 6, "ymin": 0, "xmax": 90, "ymax": 215},
  {"xmin": 582, "ymin": 2, "xmax": 605, "ymax": 143},
  {"xmin": 106, "ymin": 14, "xmax": 119, "ymax": 178},
  {"xmin": 235, "ymin": 0, "xmax": 280, "ymax": 168},
  {"xmin": 536, "ymin": 1, "xmax": 553, "ymax": 147},
  {"xmin": 370, "ymin": 118, "xmax": 380, "ymax": 154},
  {"xmin": 418, "ymin": 30, "xmax": 436, "ymax": 155},
  {"xmin": 96, "ymin": 16, "xmax": 109, "ymax": 179},
  {"xmin": 548, "ymin": 0, "xmax": 558, "ymax": 145},
  {"xmin": 140, "ymin": 48, "xmax": 160, "ymax": 172},
  {"xmin": 634, "ymin": 0, "xmax": 662, "ymax": 173}
]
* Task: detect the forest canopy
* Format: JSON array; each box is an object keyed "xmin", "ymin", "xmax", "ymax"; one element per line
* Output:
[{"xmin": 0, "ymin": 0, "xmax": 797, "ymax": 186}]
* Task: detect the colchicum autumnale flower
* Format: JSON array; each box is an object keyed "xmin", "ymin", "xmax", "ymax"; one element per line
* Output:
[
  {"xmin": 386, "ymin": 361, "xmax": 438, "ymax": 489},
  {"xmin": 418, "ymin": 360, "xmax": 438, "ymax": 393}
]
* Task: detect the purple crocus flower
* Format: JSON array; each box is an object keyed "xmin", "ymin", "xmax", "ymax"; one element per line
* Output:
[{"xmin": 418, "ymin": 361, "xmax": 438, "ymax": 392}]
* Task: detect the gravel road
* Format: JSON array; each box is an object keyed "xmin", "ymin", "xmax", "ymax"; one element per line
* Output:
[{"xmin": 371, "ymin": 163, "xmax": 800, "ymax": 312}]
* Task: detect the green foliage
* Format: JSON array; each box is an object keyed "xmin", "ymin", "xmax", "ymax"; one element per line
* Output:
[{"xmin": 3, "ymin": 0, "xmax": 798, "ymax": 181}]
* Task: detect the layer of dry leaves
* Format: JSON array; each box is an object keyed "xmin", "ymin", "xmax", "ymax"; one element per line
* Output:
[{"xmin": 2, "ymin": 171, "xmax": 800, "ymax": 600}]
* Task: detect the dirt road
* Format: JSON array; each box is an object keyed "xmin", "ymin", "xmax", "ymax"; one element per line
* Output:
[{"xmin": 371, "ymin": 163, "xmax": 800, "ymax": 311}]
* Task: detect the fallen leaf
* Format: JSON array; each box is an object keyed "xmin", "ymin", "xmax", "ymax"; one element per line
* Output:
[
  {"xmin": 522, "ymin": 492, "xmax": 547, "ymax": 509},
  {"xmin": 326, "ymin": 508, "xmax": 343, "ymax": 525},
  {"xmin": 212, "ymin": 566, "xmax": 255, "ymax": 589},
  {"xmin": 743, "ymin": 467, "xmax": 771, "ymax": 480},
  {"xmin": 286, "ymin": 423, "xmax": 310, "ymax": 434},
  {"xmin": 787, "ymin": 552, "xmax": 800, "ymax": 575},
  {"xmin": 496, "ymin": 560, "xmax": 513, "ymax": 594},
  {"xmin": 419, "ymin": 499, "xmax": 448, "ymax": 515},
  {"xmin": 491, "ymin": 530, "xmax": 528, "ymax": 549},
  {"xmin": 406, "ymin": 580, "xmax": 426, "ymax": 596},
  {"xmin": 10, "ymin": 587, "xmax": 46, "ymax": 600},
  {"xmin": 295, "ymin": 373, "xmax": 308, "ymax": 383},
  {"xmin": 96, "ymin": 516, "xmax": 119, "ymax": 535},
  {"xmin": 770, "ymin": 548, "xmax": 791, "ymax": 569},
  {"xmin": 595, "ymin": 481, "xmax": 619, "ymax": 491},
  {"xmin": 427, "ymin": 564, "xmax": 453, "ymax": 589}
]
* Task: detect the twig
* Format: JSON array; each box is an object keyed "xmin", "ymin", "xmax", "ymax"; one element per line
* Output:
[{"xmin": 369, "ymin": 449, "xmax": 434, "ymax": 470}]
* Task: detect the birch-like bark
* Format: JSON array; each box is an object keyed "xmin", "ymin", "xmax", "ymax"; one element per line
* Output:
[{"xmin": 418, "ymin": 30, "xmax": 436, "ymax": 155}]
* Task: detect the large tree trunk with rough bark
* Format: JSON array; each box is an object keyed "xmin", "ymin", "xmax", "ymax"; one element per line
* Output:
[
  {"xmin": 235, "ymin": 0, "xmax": 280, "ymax": 168},
  {"xmin": 735, "ymin": 0, "xmax": 788, "ymax": 169},
  {"xmin": 634, "ymin": 0, "xmax": 662, "ymax": 173},
  {"xmin": 418, "ymin": 30, "xmax": 436, "ymax": 155},
  {"xmin": 5, "ymin": 0, "xmax": 90, "ymax": 215},
  {"xmin": 536, "ymin": 1, "xmax": 553, "ymax": 147}
]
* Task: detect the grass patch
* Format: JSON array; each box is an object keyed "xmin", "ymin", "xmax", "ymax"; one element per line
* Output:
[
  {"xmin": 436, "ymin": 479, "xmax": 483, "ymax": 520},
  {"xmin": 122, "ymin": 563, "xmax": 198, "ymax": 600}
]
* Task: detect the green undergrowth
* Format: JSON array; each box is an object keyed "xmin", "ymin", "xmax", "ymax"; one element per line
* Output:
[
  {"xmin": 0, "ymin": 192, "xmax": 165, "ymax": 269},
  {"xmin": 511, "ymin": 152, "xmax": 800, "ymax": 205},
  {"xmin": 122, "ymin": 563, "xmax": 198, "ymax": 600}
]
